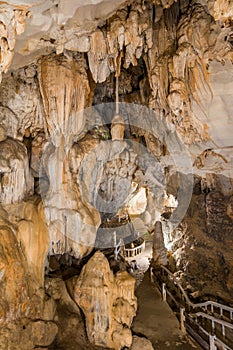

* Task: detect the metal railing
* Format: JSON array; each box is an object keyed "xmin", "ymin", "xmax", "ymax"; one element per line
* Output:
[
  {"xmin": 194, "ymin": 312, "xmax": 233, "ymax": 338},
  {"xmin": 150, "ymin": 266, "xmax": 233, "ymax": 350},
  {"xmin": 158, "ymin": 265, "xmax": 233, "ymax": 322},
  {"xmin": 124, "ymin": 239, "xmax": 145, "ymax": 258}
]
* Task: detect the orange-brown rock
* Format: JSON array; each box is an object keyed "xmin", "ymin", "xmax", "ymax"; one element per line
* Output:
[
  {"xmin": 38, "ymin": 53, "xmax": 90, "ymax": 138},
  {"xmin": 14, "ymin": 200, "xmax": 49, "ymax": 287},
  {"xmin": 0, "ymin": 138, "xmax": 33, "ymax": 204},
  {"xmin": 0, "ymin": 207, "xmax": 29, "ymax": 325},
  {"xmin": 74, "ymin": 251, "xmax": 137, "ymax": 350},
  {"xmin": 0, "ymin": 6, "xmax": 29, "ymax": 81},
  {"xmin": 111, "ymin": 114, "xmax": 125, "ymax": 141}
]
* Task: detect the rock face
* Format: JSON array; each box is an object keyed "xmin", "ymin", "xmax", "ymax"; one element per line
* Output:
[
  {"xmin": 165, "ymin": 175, "xmax": 233, "ymax": 302},
  {"xmin": 0, "ymin": 207, "xmax": 30, "ymax": 326},
  {"xmin": 131, "ymin": 336, "xmax": 154, "ymax": 350},
  {"xmin": 31, "ymin": 320, "xmax": 58, "ymax": 347},
  {"xmin": 79, "ymin": 140, "xmax": 138, "ymax": 215},
  {"xmin": 0, "ymin": 138, "xmax": 33, "ymax": 204},
  {"xmin": 74, "ymin": 251, "xmax": 137, "ymax": 349},
  {"xmin": 12, "ymin": 199, "xmax": 49, "ymax": 287}
]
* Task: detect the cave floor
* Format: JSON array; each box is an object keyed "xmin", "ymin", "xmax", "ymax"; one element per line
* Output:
[{"xmin": 132, "ymin": 272, "xmax": 202, "ymax": 350}]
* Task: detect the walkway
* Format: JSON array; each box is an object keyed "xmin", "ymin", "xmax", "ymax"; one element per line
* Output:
[{"xmin": 132, "ymin": 272, "xmax": 201, "ymax": 350}]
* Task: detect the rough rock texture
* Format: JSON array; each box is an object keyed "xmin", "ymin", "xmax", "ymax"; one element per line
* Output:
[
  {"xmin": 8, "ymin": 199, "xmax": 49, "ymax": 287},
  {"xmin": 0, "ymin": 138, "xmax": 33, "ymax": 204},
  {"xmin": 0, "ymin": 65, "xmax": 45, "ymax": 141},
  {"xmin": 0, "ymin": 201, "xmax": 58, "ymax": 349},
  {"xmin": 165, "ymin": 175, "xmax": 233, "ymax": 303},
  {"xmin": 38, "ymin": 53, "xmax": 90, "ymax": 138},
  {"xmin": 0, "ymin": 207, "xmax": 30, "ymax": 326},
  {"xmin": 0, "ymin": 5, "xmax": 29, "ymax": 81},
  {"xmin": 130, "ymin": 336, "xmax": 155, "ymax": 350},
  {"xmin": 79, "ymin": 140, "xmax": 137, "ymax": 215},
  {"xmin": 153, "ymin": 221, "xmax": 168, "ymax": 265},
  {"xmin": 38, "ymin": 53, "xmax": 101, "ymax": 258},
  {"xmin": 11, "ymin": 0, "xmax": 130, "ymax": 69},
  {"xmin": 31, "ymin": 320, "xmax": 58, "ymax": 347},
  {"xmin": 207, "ymin": 0, "xmax": 233, "ymax": 22},
  {"xmin": 74, "ymin": 251, "xmax": 137, "ymax": 350}
]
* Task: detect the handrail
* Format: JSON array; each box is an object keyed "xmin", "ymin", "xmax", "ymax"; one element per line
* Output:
[
  {"xmin": 194, "ymin": 312, "xmax": 233, "ymax": 330},
  {"xmin": 194, "ymin": 311, "xmax": 233, "ymax": 341},
  {"xmin": 151, "ymin": 266, "xmax": 233, "ymax": 350},
  {"xmin": 158, "ymin": 265, "xmax": 233, "ymax": 319},
  {"xmin": 124, "ymin": 239, "xmax": 145, "ymax": 257},
  {"xmin": 125, "ymin": 240, "xmax": 145, "ymax": 252},
  {"xmin": 196, "ymin": 322, "xmax": 232, "ymax": 350}
]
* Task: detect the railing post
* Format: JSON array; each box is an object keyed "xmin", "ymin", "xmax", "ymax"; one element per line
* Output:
[
  {"xmin": 150, "ymin": 267, "xmax": 154, "ymax": 283},
  {"xmin": 180, "ymin": 308, "xmax": 186, "ymax": 334},
  {"xmin": 162, "ymin": 283, "xmax": 166, "ymax": 302},
  {"xmin": 222, "ymin": 324, "xmax": 225, "ymax": 337},
  {"xmin": 209, "ymin": 335, "xmax": 217, "ymax": 350}
]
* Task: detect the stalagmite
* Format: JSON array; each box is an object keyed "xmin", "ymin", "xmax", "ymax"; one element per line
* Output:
[
  {"xmin": 74, "ymin": 251, "xmax": 137, "ymax": 350},
  {"xmin": 153, "ymin": 221, "xmax": 168, "ymax": 265}
]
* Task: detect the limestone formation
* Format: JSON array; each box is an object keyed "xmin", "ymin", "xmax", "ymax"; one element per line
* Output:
[
  {"xmin": 131, "ymin": 336, "xmax": 155, "ymax": 350},
  {"xmin": 78, "ymin": 139, "xmax": 138, "ymax": 215},
  {"xmin": 0, "ymin": 6, "xmax": 29, "ymax": 81},
  {"xmin": 38, "ymin": 53, "xmax": 100, "ymax": 258},
  {"xmin": 74, "ymin": 251, "xmax": 137, "ymax": 349},
  {"xmin": 0, "ymin": 138, "xmax": 33, "ymax": 204},
  {"xmin": 153, "ymin": 221, "xmax": 168, "ymax": 266},
  {"xmin": 0, "ymin": 207, "xmax": 30, "ymax": 325},
  {"xmin": 10, "ymin": 199, "xmax": 49, "ymax": 287},
  {"xmin": 165, "ymin": 175, "xmax": 233, "ymax": 302},
  {"xmin": 31, "ymin": 320, "xmax": 58, "ymax": 347},
  {"xmin": 0, "ymin": 65, "xmax": 45, "ymax": 141},
  {"xmin": 111, "ymin": 114, "xmax": 125, "ymax": 141}
]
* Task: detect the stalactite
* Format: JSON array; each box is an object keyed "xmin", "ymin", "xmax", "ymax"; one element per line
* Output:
[
  {"xmin": 0, "ymin": 6, "xmax": 29, "ymax": 82},
  {"xmin": 37, "ymin": 53, "xmax": 100, "ymax": 258}
]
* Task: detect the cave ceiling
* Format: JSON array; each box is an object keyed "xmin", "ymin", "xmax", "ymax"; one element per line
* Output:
[{"xmin": 0, "ymin": 0, "xmax": 232, "ymax": 173}]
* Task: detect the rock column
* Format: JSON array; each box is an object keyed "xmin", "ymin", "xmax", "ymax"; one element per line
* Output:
[{"xmin": 153, "ymin": 221, "xmax": 168, "ymax": 265}]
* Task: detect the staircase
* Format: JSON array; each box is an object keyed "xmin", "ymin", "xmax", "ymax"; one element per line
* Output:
[{"xmin": 150, "ymin": 265, "xmax": 233, "ymax": 350}]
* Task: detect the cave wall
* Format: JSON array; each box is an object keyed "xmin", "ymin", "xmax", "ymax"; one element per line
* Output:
[{"xmin": 165, "ymin": 174, "xmax": 233, "ymax": 303}]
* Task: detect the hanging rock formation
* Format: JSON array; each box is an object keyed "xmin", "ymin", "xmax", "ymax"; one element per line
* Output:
[
  {"xmin": 0, "ymin": 5, "xmax": 29, "ymax": 82},
  {"xmin": 38, "ymin": 53, "xmax": 101, "ymax": 258}
]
